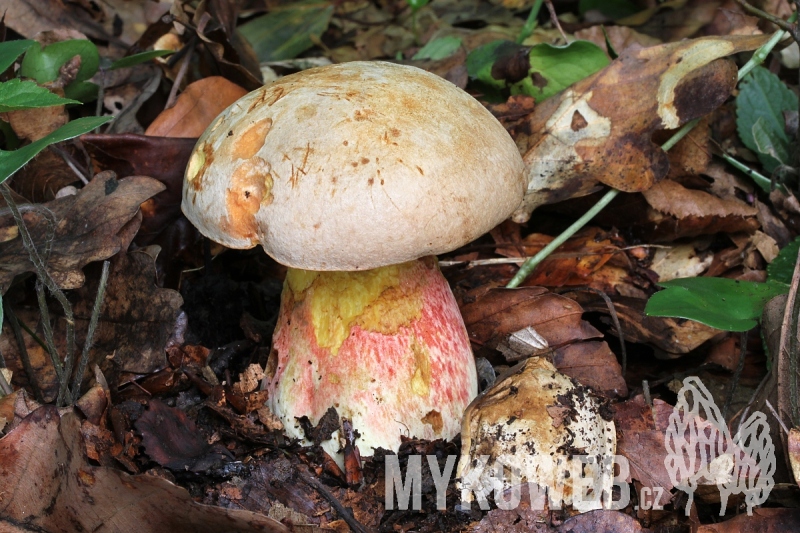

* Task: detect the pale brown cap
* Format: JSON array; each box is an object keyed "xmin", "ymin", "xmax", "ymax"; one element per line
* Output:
[{"xmin": 182, "ymin": 61, "xmax": 525, "ymax": 270}]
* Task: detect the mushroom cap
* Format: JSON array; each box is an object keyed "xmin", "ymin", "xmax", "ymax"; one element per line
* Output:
[{"xmin": 182, "ymin": 61, "xmax": 525, "ymax": 270}]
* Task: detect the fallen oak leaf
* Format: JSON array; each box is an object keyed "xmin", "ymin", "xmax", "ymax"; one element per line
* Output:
[
  {"xmin": 513, "ymin": 34, "xmax": 770, "ymax": 222},
  {"xmin": 0, "ymin": 405, "xmax": 290, "ymax": 532},
  {"xmin": 0, "ymin": 171, "xmax": 164, "ymax": 292},
  {"xmin": 81, "ymin": 134, "xmax": 196, "ymax": 244},
  {"xmin": 136, "ymin": 399, "xmax": 233, "ymax": 472}
]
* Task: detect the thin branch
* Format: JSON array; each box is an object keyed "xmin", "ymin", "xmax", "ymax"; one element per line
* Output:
[
  {"xmin": 35, "ymin": 280, "xmax": 63, "ymax": 381},
  {"xmin": 734, "ymin": 0, "xmax": 795, "ymax": 32},
  {"xmin": 0, "ymin": 184, "xmax": 76, "ymax": 406},
  {"xmin": 69, "ymin": 260, "xmax": 110, "ymax": 403},
  {"xmin": 2, "ymin": 300, "xmax": 44, "ymax": 403}
]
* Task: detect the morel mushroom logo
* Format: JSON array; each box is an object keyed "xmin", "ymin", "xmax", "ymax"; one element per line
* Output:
[{"xmin": 664, "ymin": 377, "xmax": 775, "ymax": 516}]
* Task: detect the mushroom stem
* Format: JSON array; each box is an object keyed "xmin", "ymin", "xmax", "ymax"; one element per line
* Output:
[{"xmin": 266, "ymin": 256, "xmax": 478, "ymax": 458}]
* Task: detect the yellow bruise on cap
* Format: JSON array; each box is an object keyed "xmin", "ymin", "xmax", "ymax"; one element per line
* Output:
[{"xmin": 285, "ymin": 261, "xmax": 424, "ymax": 355}]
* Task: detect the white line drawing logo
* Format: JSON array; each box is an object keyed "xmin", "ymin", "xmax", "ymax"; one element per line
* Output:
[{"xmin": 664, "ymin": 377, "xmax": 775, "ymax": 516}]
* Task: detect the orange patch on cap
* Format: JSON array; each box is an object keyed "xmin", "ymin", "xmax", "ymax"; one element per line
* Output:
[
  {"xmin": 231, "ymin": 117, "xmax": 273, "ymax": 160},
  {"xmin": 221, "ymin": 157, "xmax": 273, "ymax": 240}
]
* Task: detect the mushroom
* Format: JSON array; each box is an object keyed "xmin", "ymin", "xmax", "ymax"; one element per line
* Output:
[
  {"xmin": 181, "ymin": 61, "xmax": 525, "ymax": 459},
  {"xmin": 457, "ymin": 357, "xmax": 617, "ymax": 512}
]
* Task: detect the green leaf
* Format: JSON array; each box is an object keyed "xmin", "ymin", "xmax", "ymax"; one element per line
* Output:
[
  {"xmin": 19, "ymin": 40, "xmax": 100, "ymax": 89},
  {"xmin": 645, "ymin": 277, "xmax": 789, "ymax": 331},
  {"xmin": 64, "ymin": 81, "xmax": 99, "ymax": 102},
  {"xmin": 110, "ymin": 49, "xmax": 174, "ymax": 70},
  {"xmin": 579, "ymin": 0, "xmax": 640, "ymax": 18},
  {"xmin": 0, "ymin": 79, "xmax": 80, "ymax": 112},
  {"xmin": 412, "ymin": 36, "xmax": 462, "ymax": 61},
  {"xmin": 736, "ymin": 66, "xmax": 796, "ymax": 173},
  {"xmin": 767, "ymin": 236, "xmax": 800, "ymax": 285},
  {"xmin": 752, "ymin": 116, "xmax": 789, "ymax": 165},
  {"xmin": 511, "ymin": 41, "xmax": 609, "ymax": 101},
  {"xmin": 466, "ymin": 40, "xmax": 521, "ymax": 90},
  {"xmin": 0, "ymin": 40, "xmax": 35, "ymax": 73},
  {"xmin": 407, "ymin": 0, "xmax": 430, "ymax": 10},
  {"xmin": 239, "ymin": 2, "xmax": 334, "ymax": 63},
  {"xmin": 0, "ymin": 116, "xmax": 111, "ymax": 185}
]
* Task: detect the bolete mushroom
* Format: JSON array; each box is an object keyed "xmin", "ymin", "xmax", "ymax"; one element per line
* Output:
[{"xmin": 181, "ymin": 61, "xmax": 525, "ymax": 459}]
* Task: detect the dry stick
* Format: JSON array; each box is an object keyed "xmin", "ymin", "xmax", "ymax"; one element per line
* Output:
[
  {"xmin": 506, "ymin": 19, "xmax": 792, "ymax": 290},
  {"xmin": 69, "ymin": 260, "xmax": 110, "ymax": 403},
  {"xmin": 0, "ymin": 365, "xmax": 11, "ymax": 396},
  {"xmin": 544, "ymin": 0, "xmax": 569, "ymax": 43},
  {"xmin": 777, "ymin": 246, "xmax": 800, "ymax": 427},
  {"xmin": 49, "ymin": 145, "xmax": 89, "ymax": 185},
  {"xmin": 35, "ymin": 280, "xmax": 63, "ymax": 381},
  {"xmin": 2, "ymin": 300, "xmax": 44, "ymax": 402},
  {"xmin": 0, "ymin": 184, "xmax": 76, "ymax": 406},
  {"xmin": 297, "ymin": 467, "xmax": 373, "ymax": 533},
  {"xmin": 165, "ymin": 43, "xmax": 194, "ymax": 110}
]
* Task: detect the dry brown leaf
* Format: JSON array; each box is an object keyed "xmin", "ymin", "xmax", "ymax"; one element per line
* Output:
[
  {"xmin": 553, "ymin": 341, "xmax": 628, "ymax": 397},
  {"xmin": 459, "ymin": 287, "xmax": 603, "ymax": 356},
  {"xmin": 513, "ymin": 34, "xmax": 769, "ymax": 222},
  {"xmin": 0, "ymin": 406, "xmax": 290, "ymax": 532},
  {"xmin": 70, "ymin": 250, "xmax": 184, "ymax": 376},
  {"xmin": 574, "ymin": 25, "xmax": 661, "ymax": 54},
  {"xmin": 643, "ymin": 179, "xmax": 758, "ymax": 219},
  {"xmin": 145, "ymin": 76, "xmax": 248, "ymax": 138},
  {"xmin": 614, "ymin": 395, "xmax": 677, "ymax": 496},
  {"xmin": 581, "ymin": 296, "xmax": 722, "ymax": 355},
  {"xmin": 3, "ymin": 0, "xmax": 156, "ymax": 45},
  {"xmin": 4, "ymin": 98, "xmax": 68, "ymax": 141},
  {"xmin": 0, "ymin": 172, "xmax": 164, "ymax": 292}
]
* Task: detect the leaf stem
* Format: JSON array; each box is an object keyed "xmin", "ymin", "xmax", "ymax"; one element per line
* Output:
[
  {"xmin": 506, "ymin": 188, "xmax": 619, "ymax": 288},
  {"xmin": 517, "ymin": 0, "xmax": 544, "ymax": 44}
]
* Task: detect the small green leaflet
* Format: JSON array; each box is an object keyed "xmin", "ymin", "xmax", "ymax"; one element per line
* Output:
[
  {"xmin": 466, "ymin": 39, "xmax": 609, "ymax": 102},
  {"xmin": 646, "ymin": 240, "xmax": 800, "ymax": 331},
  {"xmin": 513, "ymin": 41, "xmax": 608, "ymax": 101},
  {"xmin": 767, "ymin": 236, "xmax": 800, "ymax": 285},
  {"xmin": 644, "ymin": 277, "xmax": 789, "ymax": 332},
  {"xmin": 19, "ymin": 40, "xmax": 100, "ymax": 102},
  {"xmin": 736, "ymin": 66, "xmax": 797, "ymax": 174},
  {"xmin": 412, "ymin": 36, "xmax": 462, "ymax": 61},
  {"xmin": 0, "ymin": 40, "xmax": 35, "ymax": 73},
  {"xmin": 240, "ymin": 1, "xmax": 333, "ymax": 63},
  {"xmin": 0, "ymin": 79, "xmax": 80, "ymax": 112},
  {"xmin": 0, "ymin": 116, "xmax": 111, "ymax": 185},
  {"xmin": 110, "ymin": 49, "xmax": 174, "ymax": 70}
]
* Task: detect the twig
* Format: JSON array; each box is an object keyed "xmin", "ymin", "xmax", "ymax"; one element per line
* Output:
[
  {"xmin": 0, "ymin": 184, "xmax": 76, "ymax": 407},
  {"xmin": 734, "ymin": 0, "xmax": 795, "ymax": 33},
  {"xmin": 69, "ymin": 260, "xmax": 110, "ymax": 402},
  {"xmin": 0, "ymin": 367, "xmax": 11, "ymax": 396},
  {"xmin": 2, "ymin": 300, "xmax": 44, "ymax": 403},
  {"xmin": 778, "ymin": 245, "xmax": 800, "ymax": 427},
  {"xmin": 35, "ymin": 280, "xmax": 63, "ymax": 381},
  {"xmin": 723, "ymin": 331, "xmax": 748, "ymax": 419},
  {"xmin": 48, "ymin": 145, "xmax": 89, "ymax": 185},
  {"xmin": 544, "ymin": 0, "xmax": 569, "ymax": 43},
  {"xmin": 765, "ymin": 399, "xmax": 791, "ymax": 436},
  {"xmin": 298, "ymin": 467, "xmax": 373, "ymax": 533},
  {"xmin": 165, "ymin": 43, "xmax": 194, "ymax": 110}
]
